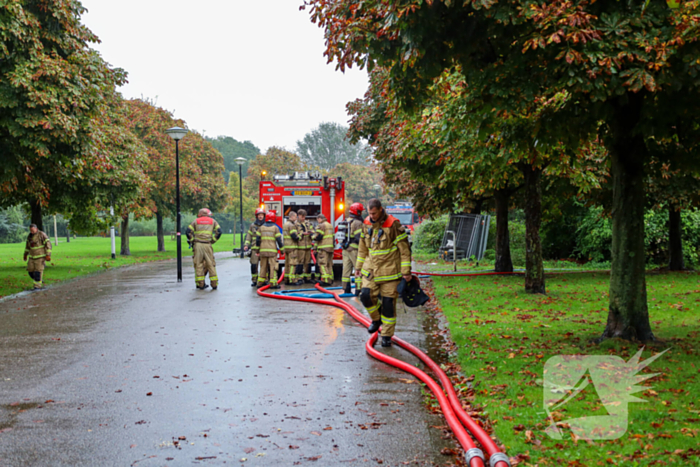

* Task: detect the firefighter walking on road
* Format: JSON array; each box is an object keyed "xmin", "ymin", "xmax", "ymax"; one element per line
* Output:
[
  {"xmin": 186, "ymin": 208, "xmax": 222, "ymax": 290},
  {"xmin": 282, "ymin": 211, "xmax": 300, "ymax": 285},
  {"xmin": 314, "ymin": 213, "xmax": 335, "ymax": 286},
  {"xmin": 244, "ymin": 208, "xmax": 266, "ymax": 287},
  {"xmin": 341, "ymin": 202, "xmax": 364, "ymax": 295},
  {"xmin": 355, "ymin": 199, "xmax": 412, "ymax": 347},
  {"xmin": 24, "ymin": 224, "xmax": 52, "ymax": 289},
  {"xmin": 295, "ymin": 209, "xmax": 314, "ymax": 284},
  {"xmin": 256, "ymin": 211, "xmax": 283, "ymax": 289}
]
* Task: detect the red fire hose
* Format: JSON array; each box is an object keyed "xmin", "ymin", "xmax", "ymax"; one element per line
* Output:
[{"xmin": 256, "ymin": 271, "xmax": 510, "ymax": 467}]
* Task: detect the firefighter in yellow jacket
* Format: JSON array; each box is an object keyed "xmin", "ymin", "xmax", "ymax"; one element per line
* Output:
[
  {"xmin": 341, "ymin": 202, "xmax": 365, "ymax": 295},
  {"xmin": 355, "ymin": 199, "xmax": 412, "ymax": 347},
  {"xmin": 282, "ymin": 211, "xmax": 300, "ymax": 285},
  {"xmin": 186, "ymin": 208, "xmax": 222, "ymax": 290},
  {"xmin": 295, "ymin": 209, "xmax": 314, "ymax": 284},
  {"xmin": 244, "ymin": 207, "xmax": 266, "ymax": 286},
  {"xmin": 23, "ymin": 224, "xmax": 52, "ymax": 289},
  {"xmin": 256, "ymin": 211, "xmax": 283, "ymax": 289},
  {"xmin": 314, "ymin": 213, "xmax": 335, "ymax": 286}
]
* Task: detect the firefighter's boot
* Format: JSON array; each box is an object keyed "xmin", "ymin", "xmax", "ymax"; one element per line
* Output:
[
  {"xmin": 368, "ymin": 320, "xmax": 381, "ymax": 334},
  {"xmin": 343, "ymin": 283, "xmax": 352, "ymax": 295},
  {"xmin": 381, "ymin": 336, "xmax": 392, "ymax": 347},
  {"xmin": 251, "ymin": 264, "xmax": 258, "ymax": 287}
]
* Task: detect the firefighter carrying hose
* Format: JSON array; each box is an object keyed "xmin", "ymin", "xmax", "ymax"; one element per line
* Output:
[
  {"xmin": 341, "ymin": 202, "xmax": 364, "ymax": 296},
  {"xmin": 282, "ymin": 211, "xmax": 300, "ymax": 285},
  {"xmin": 23, "ymin": 223, "xmax": 52, "ymax": 289},
  {"xmin": 355, "ymin": 198, "xmax": 412, "ymax": 347},
  {"xmin": 314, "ymin": 213, "xmax": 335, "ymax": 286},
  {"xmin": 256, "ymin": 211, "xmax": 283, "ymax": 289},
  {"xmin": 244, "ymin": 207, "xmax": 266, "ymax": 287},
  {"xmin": 295, "ymin": 209, "xmax": 314, "ymax": 284},
  {"xmin": 185, "ymin": 208, "xmax": 222, "ymax": 290}
]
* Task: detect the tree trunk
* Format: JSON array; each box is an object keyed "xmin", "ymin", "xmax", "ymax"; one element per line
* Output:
[
  {"xmin": 30, "ymin": 200, "xmax": 43, "ymax": 232},
  {"xmin": 156, "ymin": 211, "xmax": 165, "ymax": 252},
  {"xmin": 668, "ymin": 206, "xmax": 684, "ymax": 271},
  {"xmin": 471, "ymin": 197, "xmax": 484, "ymax": 215},
  {"xmin": 120, "ymin": 215, "xmax": 131, "ymax": 256},
  {"xmin": 601, "ymin": 94, "xmax": 654, "ymax": 342},
  {"xmin": 494, "ymin": 189, "xmax": 513, "ymax": 273},
  {"xmin": 522, "ymin": 165, "xmax": 545, "ymax": 294}
]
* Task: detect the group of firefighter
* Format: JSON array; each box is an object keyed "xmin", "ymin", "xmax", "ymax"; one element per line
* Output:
[
  {"xmin": 22, "ymin": 199, "xmax": 417, "ymax": 347},
  {"xmin": 242, "ymin": 198, "xmax": 413, "ymax": 347}
]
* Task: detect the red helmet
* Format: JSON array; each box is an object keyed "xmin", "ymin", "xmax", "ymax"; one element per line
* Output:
[
  {"xmin": 265, "ymin": 211, "xmax": 276, "ymax": 222},
  {"xmin": 198, "ymin": 208, "xmax": 211, "ymax": 218},
  {"xmin": 255, "ymin": 207, "xmax": 266, "ymax": 216},
  {"xmin": 349, "ymin": 202, "xmax": 364, "ymax": 217}
]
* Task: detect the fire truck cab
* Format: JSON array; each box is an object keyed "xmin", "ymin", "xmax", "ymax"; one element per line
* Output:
[
  {"xmin": 385, "ymin": 202, "xmax": 421, "ymax": 245},
  {"xmin": 259, "ymin": 172, "xmax": 346, "ymax": 278}
]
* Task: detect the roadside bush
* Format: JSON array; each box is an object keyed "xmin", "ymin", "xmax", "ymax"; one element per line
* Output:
[
  {"xmin": 0, "ymin": 207, "xmax": 25, "ymax": 243},
  {"xmin": 574, "ymin": 206, "xmax": 612, "ymax": 263},
  {"xmin": 413, "ymin": 215, "xmax": 448, "ymax": 253}
]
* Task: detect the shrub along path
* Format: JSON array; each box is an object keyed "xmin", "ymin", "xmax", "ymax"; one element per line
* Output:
[
  {"xmin": 0, "ymin": 235, "xmax": 240, "ymax": 298},
  {"xmin": 429, "ymin": 272, "xmax": 699, "ymax": 466}
]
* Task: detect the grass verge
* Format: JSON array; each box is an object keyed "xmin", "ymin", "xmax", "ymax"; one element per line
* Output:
[
  {"xmin": 430, "ymin": 272, "xmax": 699, "ymax": 466},
  {"xmin": 0, "ymin": 235, "xmax": 240, "ymax": 298}
]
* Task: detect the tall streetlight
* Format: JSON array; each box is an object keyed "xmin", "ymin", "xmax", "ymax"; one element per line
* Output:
[
  {"xmin": 165, "ymin": 126, "xmax": 189, "ymax": 282},
  {"xmin": 234, "ymin": 157, "xmax": 246, "ymax": 258},
  {"xmin": 373, "ymin": 184, "xmax": 381, "ymax": 200}
]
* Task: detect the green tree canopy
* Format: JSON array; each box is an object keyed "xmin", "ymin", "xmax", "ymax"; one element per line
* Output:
[
  {"xmin": 0, "ymin": 0, "xmax": 131, "ymax": 231},
  {"xmin": 207, "ymin": 135, "xmax": 260, "ymax": 182},
  {"xmin": 244, "ymin": 147, "xmax": 306, "ymax": 194},
  {"xmin": 296, "ymin": 122, "xmax": 372, "ymax": 170},
  {"xmin": 305, "ymin": 0, "xmax": 700, "ymax": 341}
]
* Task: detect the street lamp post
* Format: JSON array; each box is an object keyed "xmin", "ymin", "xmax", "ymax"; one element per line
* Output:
[
  {"xmin": 165, "ymin": 126, "xmax": 189, "ymax": 282},
  {"xmin": 234, "ymin": 157, "xmax": 246, "ymax": 258},
  {"xmin": 373, "ymin": 184, "xmax": 381, "ymax": 200}
]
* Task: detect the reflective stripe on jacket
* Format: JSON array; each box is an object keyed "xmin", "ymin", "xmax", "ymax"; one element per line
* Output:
[
  {"xmin": 315, "ymin": 221, "xmax": 334, "ymax": 252},
  {"xmin": 348, "ymin": 217, "xmax": 363, "ymax": 250},
  {"xmin": 25, "ymin": 231, "xmax": 51, "ymax": 259},
  {"xmin": 245, "ymin": 222, "xmax": 263, "ymax": 251},
  {"xmin": 296, "ymin": 221, "xmax": 314, "ymax": 249},
  {"xmin": 257, "ymin": 223, "xmax": 283, "ymax": 258},
  {"xmin": 187, "ymin": 216, "xmax": 221, "ymax": 244},
  {"xmin": 283, "ymin": 220, "xmax": 299, "ymax": 252},
  {"xmin": 356, "ymin": 211, "xmax": 411, "ymax": 282}
]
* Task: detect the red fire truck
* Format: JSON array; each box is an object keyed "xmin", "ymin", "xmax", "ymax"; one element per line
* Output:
[
  {"xmin": 259, "ymin": 172, "xmax": 346, "ymax": 277},
  {"xmin": 385, "ymin": 202, "xmax": 422, "ymax": 245}
]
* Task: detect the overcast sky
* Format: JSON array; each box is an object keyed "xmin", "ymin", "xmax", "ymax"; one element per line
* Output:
[{"xmin": 80, "ymin": 0, "xmax": 369, "ymax": 153}]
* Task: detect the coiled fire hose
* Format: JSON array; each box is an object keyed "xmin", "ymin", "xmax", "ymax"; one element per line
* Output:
[{"xmin": 257, "ymin": 270, "xmax": 511, "ymax": 467}]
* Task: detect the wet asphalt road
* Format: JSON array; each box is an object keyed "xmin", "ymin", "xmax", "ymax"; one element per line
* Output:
[{"xmin": 0, "ymin": 255, "xmax": 456, "ymax": 466}]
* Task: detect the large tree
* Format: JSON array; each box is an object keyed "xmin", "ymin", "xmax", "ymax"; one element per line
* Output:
[
  {"xmin": 244, "ymin": 147, "xmax": 306, "ymax": 194},
  {"xmin": 296, "ymin": 122, "xmax": 372, "ymax": 170},
  {"xmin": 125, "ymin": 99, "xmax": 228, "ymax": 252},
  {"xmin": 0, "ymin": 0, "xmax": 129, "ymax": 232},
  {"xmin": 207, "ymin": 135, "xmax": 260, "ymax": 183},
  {"xmin": 305, "ymin": 0, "xmax": 700, "ymax": 341},
  {"xmin": 331, "ymin": 162, "xmax": 393, "ymax": 208}
]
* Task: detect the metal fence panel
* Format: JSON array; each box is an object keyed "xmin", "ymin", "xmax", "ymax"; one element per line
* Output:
[{"xmin": 439, "ymin": 213, "xmax": 491, "ymax": 261}]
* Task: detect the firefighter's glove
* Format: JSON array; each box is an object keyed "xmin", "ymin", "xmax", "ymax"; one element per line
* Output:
[
  {"xmin": 23, "ymin": 254, "xmax": 28, "ymax": 261},
  {"xmin": 45, "ymin": 255, "xmax": 51, "ymax": 262}
]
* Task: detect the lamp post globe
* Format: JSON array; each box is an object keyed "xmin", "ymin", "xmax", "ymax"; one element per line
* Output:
[
  {"xmin": 165, "ymin": 126, "xmax": 189, "ymax": 282},
  {"xmin": 234, "ymin": 157, "xmax": 246, "ymax": 258}
]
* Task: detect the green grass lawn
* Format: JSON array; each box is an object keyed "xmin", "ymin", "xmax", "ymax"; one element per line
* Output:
[
  {"xmin": 430, "ymin": 272, "xmax": 699, "ymax": 466},
  {"xmin": 0, "ymin": 234, "xmax": 241, "ymax": 298}
]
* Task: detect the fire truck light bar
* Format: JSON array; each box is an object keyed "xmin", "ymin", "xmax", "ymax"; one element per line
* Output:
[{"xmin": 273, "ymin": 171, "xmax": 322, "ymax": 181}]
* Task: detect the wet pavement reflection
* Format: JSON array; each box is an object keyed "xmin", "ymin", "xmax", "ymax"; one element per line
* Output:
[{"xmin": 0, "ymin": 256, "xmax": 456, "ymax": 466}]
